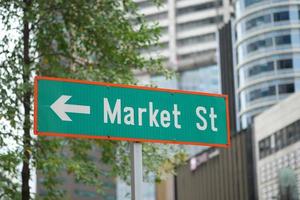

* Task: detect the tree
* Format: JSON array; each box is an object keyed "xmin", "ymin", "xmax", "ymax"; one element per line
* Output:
[{"xmin": 0, "ymin": 0, "xmax": 186, "ymax": 199}]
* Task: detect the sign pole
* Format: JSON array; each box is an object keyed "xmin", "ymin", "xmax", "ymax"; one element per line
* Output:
[{"xmin": 130, "ymin": 142, "xmax": 142, "ymax": 200}]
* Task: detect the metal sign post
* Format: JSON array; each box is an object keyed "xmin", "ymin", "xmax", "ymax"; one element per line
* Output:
[{"xmin": 130, "ymin": 142, "xmax": 142, "ymax": 200}]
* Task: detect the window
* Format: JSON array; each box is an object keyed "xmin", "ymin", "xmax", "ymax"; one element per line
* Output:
[
  {"xmin": 275, "ymin": 131, "xmax": 284, "ymax": 151},
  {"xmin": 275, "ymin": 35, "xmax": 291, "ymax": 45},
  {"xmin": 278, "ymin": 83, "xmax": 294, "ymax": 94},
  {"xmin": 259, "ymin": 136, "xmax": 272, "ymax": 159},
  {"xmin": 176, "ymin": 1, "xmax": 222, "ymax": 16},
  {"xmin": 138, "ymin": 0, "xmax": 166, "ymax": 9},
  {"xmin": 246, "ymin": 15, "xmax": 271, "ymax": 30},
  {"xmin": 277, "ymin": 59, "xmax": 293, "ymax": 69},
  {"xmin": 180, "ymin": 65, "xmax": 219, "ymax": 93},
  {"xmin": 274, "ymin": 120, "xmax": 300, "ymax": 152},
  {"xmin": 286, "ymin": 124, "xmax": 296, "ymax": 145},
  {"xmin": 177, "ymin": 16, "xmax": 223, "ymax": 32},
  {"xmin": 178, "ymin": 50, "xmax": 215, "ymax": 60},
  {"xmin": 296, "ymin": 121, "xmax": 300, "ymax": 141},
  {"xmin": 249, "ymin": 89, "xmax": 259, "ymax": 101},
  {"xmin": 273, "ymin": 11, "xmax": 290, "ymax": 22},
  {"xmin": 245, "ymin": 0, "xmax": 265, "ymax": 7},
  {"xmin": 159, "ymin": 26, "xmax": 168, "ymax": 35},
  {"xmin": 247, "ymin": 38, "xmax": 273, "ymax": 53},
  {"xmin": 141, "ymin": 42, "xmax": 168, "ymax": 53},
  {"xmin": 248, "ymin": 62, "xmax": 274, "ymax": 77},
  {"xmin": 149, "ymin": 42, "xmax": 168, "ymax": 52},
  {"xmin": 177, "ymin": 33, "xmax": 215, "ymax": 47},
  {"xmin": 137, "ymin": 1, "xmax": 153, "ymax": 9},
  {"xmin": 249, "ymin": 85, "xmax": 276, "ymax": 101},
  {"xmin": 145, "ymin": 12, "xmax": 167, "ymax": 22}
]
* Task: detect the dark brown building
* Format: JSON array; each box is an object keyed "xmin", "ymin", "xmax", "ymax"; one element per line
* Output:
[
  {"xmin": 175, "ymin": 128, "xmax": 257, "ymax": 200},
  {"xmin": 218, "ymin": 21, "xmax": 237, "ymax": 134}
]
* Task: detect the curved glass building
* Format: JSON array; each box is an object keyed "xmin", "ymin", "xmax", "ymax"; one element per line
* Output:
[{"xmin": 234, "ymin": 0, "xmax": 300, "ymax": 129}]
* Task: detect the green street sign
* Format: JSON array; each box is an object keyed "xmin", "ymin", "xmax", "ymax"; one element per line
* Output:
[{"xmin": 34, "ymin": 76, "xmax": 230, "ymax": 147}]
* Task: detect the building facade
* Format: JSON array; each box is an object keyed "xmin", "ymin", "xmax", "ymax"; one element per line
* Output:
[
  {"xmin": 233, "ymin": 0, "xmax": 300, "ymax": 129},
  {"xmin": 254, "ymin": 92, "xmax": 300, "ymax": 200},
  {"xmin": 174, "ymin": 128, "xmax": 256, "ymax": 200},
  {"xmin": 135, "ymin": 0, "xmax": 233, "ymax": 93}
]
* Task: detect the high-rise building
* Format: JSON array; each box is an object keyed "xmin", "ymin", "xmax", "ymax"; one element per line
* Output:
[
  {"xmin": 116, "ymin": 1, "xmax": 233, "ymax": 200},
  {"xmin": 135, "ymin": 0, "xmax": 232, "ymax": 89},
  {"xmin": 135, "ymin": 0, "xmax": 233, "ymax": 154},
  {"xmin": 233, "ymin": 0, "xmax": 300, "ymax": 129},
  {"xmin": 254, "ymin": 92, "xmax": 300, "ymax": 200}
]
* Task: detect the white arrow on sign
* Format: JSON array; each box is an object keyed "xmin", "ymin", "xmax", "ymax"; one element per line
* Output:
[{"xmin": 50, "ymin": 95, "xmax": 90, "ymax": 121}]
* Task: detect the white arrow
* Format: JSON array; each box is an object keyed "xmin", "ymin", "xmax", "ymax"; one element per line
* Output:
[{"xmin": 50, "ymin": 95, "xmax": 90, "ymax": 121}]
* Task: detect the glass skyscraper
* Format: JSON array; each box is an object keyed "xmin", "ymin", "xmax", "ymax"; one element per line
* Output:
[{"xmin": 234, "ymin": 0, "xmax": 300, "ymax": 129}]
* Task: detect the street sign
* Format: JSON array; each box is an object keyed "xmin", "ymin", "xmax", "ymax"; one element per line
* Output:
[{"xmin": 34, "ymin": 76, "xmax": 230, "ymax": 147}]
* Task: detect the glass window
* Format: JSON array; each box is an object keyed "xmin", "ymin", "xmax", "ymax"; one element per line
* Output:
[
  {"xmin": 249, "ymin": 89, "xmax": 259, "ymax": 101},
  {"xmin": 277, "ymin": 59, "xmax": 293, "ymax": 69},
  {"xmin": 177, "ymin": 33, "xmax": 215, "ymax": 47},
  {"xmin": 273, "ymin": 11, "xmax": 290, "ymax": 22},
  {"xmin": 249, "ymin": 85, "xmax": 276, "ymax": 101},
  {"xmin": 296, "ymin": 120, "xmax": 300, "ymax": 141},
  {"xmin": 146, "ymin": 42, "xmax": 168, "ymax": 52},
  {"xmin": 138, "ymin": 0, "xmax": 166, "ymax": 9},
  {"xmin": 275, "ymin": 35, "xmax": 291, "ymax": 45},
  {"xmin": 248, "ymin": 61, "xmax": 274, "ymax": 77},
  {"xmin": 178, "ymin": 50, "xmax": 215, "ymax": 60},
  {"xmin": 274, "ymin": 120, "xmax": 300, "ymax": 152},
  {"xmin": 259, "ymin": 136, "xmax": 272, "ymax": 159},
  {"xmin": 160, "ymin": 26, "xmax": 168, "ymax": 35},
  {"xmin": 151, "ymin": 76, "xmax": 178, "ymax": 89},
  {"xmin": 278, "ymin": 83, "xmax": 294, "ymax": 94},
  {"xmin": 246, "ymin": 15, "xmax": 271, "ymax": 30},
  {"xmin": 176, "ymin": 1, "xmax": 222, "ymax": 16},
  {"xmin": 245, "ymin": 0, "xmax": 265, "ymax": 7},
  {"xmin": 247, "ymin": 38, "xmax": 273, "ymax": 53},
  {"xmin": 137, "ymin": 1, "xmax": 154, "ymax": 9},
  {"xmin": 286, "ymin": 124, "xmax": 296, "ymax": 145},
  {"xmin": 145, "ymin": 12, "xmax": 167, "ymax": 22},
  {"xmin": 177, "ymin": 16, "xmax": 223, "ymax": 32},
  {"xmin": 180, "ymin": 65, "xmax": 219, "ymax": 93},
  {"xmin": 275, "ymin": 130, "xmax": 285, "ymax": 151}
]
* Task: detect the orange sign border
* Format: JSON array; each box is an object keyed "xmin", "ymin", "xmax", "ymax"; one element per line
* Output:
[{"xmin": 34, "ymin": 76, "xmax": 231, "ymax": 148}]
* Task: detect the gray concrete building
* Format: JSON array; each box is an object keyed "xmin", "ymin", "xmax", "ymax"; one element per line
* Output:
[{"xmin": 135, "ymin": 0, "xmax": 232, "ymax": 94}]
